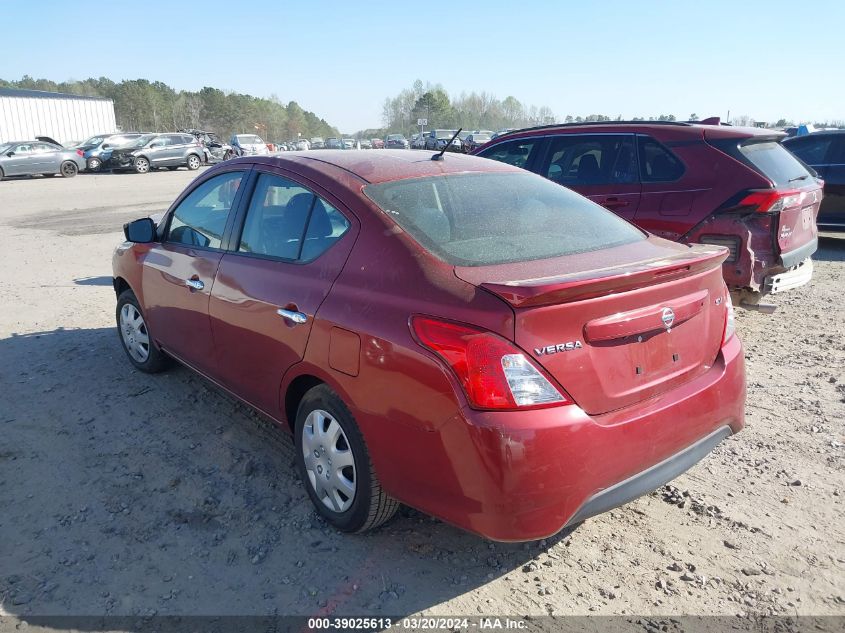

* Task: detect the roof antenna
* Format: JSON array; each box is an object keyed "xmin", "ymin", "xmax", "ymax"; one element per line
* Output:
[{"xmin": 431, "ymin": 128, "xmax": 462, "ymax": 161}]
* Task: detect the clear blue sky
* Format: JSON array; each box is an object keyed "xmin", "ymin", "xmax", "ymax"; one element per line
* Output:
[{"xmin": 2, "ymin": 0, "xmax": 842, "ymax": 132}]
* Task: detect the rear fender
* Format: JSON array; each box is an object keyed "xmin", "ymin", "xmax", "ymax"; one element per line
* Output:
[{"xmin": 682, "ymin": 211, "xmax": 776, "ymax": 292}]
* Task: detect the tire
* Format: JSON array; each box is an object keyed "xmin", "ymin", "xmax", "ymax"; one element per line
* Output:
[
  {"xmin": 60, "ymin": 161, "xmax": 78, "ymax": 178},
  {"xmin": 116, "ymin": 290, "xmax": 172, "ymax": 373},
  {"xmin": 186, "ymin": 154, "xmax": 201, "ymax": 170},
  {"xmin": 295, "ymin": 385, "xmax": 399, "ymax": 533},
  {"xmin": 42, "ymin": 173, "xmax": 56, "ymax": 178},
  {"xmin": 87, "ymin": 157, "xmax": 102, "ymax": 172},
  {"xmin": 0, "ymin": 166, "xmax": 4, "ymax": 180},
  {"xmin": 134, "ymin": 157, "xmax": 150, "ymax": 174},
  {"xmin": 167, "ymin": 166, "xmax": 179, "ymax": 171}
]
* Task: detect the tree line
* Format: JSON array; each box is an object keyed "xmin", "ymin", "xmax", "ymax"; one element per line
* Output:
[
  {"xmin": 376, "ymin": 80, "xmax": 556, "ymax": 138},
  {"xmin": 374, "ymin": 81, "xmax": 844, "ymax": 137},
  {"xmin": 0, "ymin": 76, "xmax": 339, "ymax": 142}
]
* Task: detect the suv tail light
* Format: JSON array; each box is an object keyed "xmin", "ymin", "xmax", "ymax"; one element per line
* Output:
[
  {"xmin": 76, "ymin": 149, "xmax": 84, "ymax": 157},
  {"xmin": 738, "ymin": 189, "xmax": 803, "ymax": 214},
  {"xmin": 410, "ymin": 316, "xmax": 570, "ymax": 410}
]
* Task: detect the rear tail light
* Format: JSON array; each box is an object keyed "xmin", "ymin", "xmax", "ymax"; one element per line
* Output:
[
  {"xmin": 410, "ymin": 316, "xmax": 570, "ymax": 410},
  {"xmin": 738, "ymin": 189, "xmax": 803, "ymax": 214},
  {"xmin": 76, "ymin": 149, "xmax": 84, "ymax": 157},
  {"xmin": 722, "ymin": 290, "xmax": 736, "ymax": 345}
]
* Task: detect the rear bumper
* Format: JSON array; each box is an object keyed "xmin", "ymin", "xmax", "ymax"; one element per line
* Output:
[
  {"xmin": 379, "ymin": 335, "xmax": 746, "ymax": 541},
  {"xmin": 764, "ymin": 257, "xmax": 814, "ymax": 294},
  {"xmin": 779, "ymin": 237, "xmax": 817, "ymax": 268},
  {"xmin": 566, "ymin": 425, "xmax": 731, "ymax": 526}
]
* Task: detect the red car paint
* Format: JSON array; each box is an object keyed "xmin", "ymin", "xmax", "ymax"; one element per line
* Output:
[
  {"xmin": 474, "ymin": 122, "xmax": 822, "ymax": 295},
  {"xmin": 113, "ymin": 151, "xmax": 745, "ymax": 541}
]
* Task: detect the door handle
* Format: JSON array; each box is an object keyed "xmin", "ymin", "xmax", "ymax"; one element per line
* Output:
[
  {"xmin": 184, "ymin": 278, "xmax": 204, "ymax": 291},
  {"xmin": 602, "ymin": 197, "xmax": 630, "ymax": 210},
  {"xmin": 276, "ymin": 308, "xmax": 307, "ymax": 324}
]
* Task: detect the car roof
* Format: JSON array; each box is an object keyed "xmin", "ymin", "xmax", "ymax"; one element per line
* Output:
[
  {"xmin": 495, "ymin": 120, "xmax": 783, "ymax": 141},
  {"xmin": 784, "ymin": 130, "xmax": 845, "ymax": 140},
  {"xmin": 232, "ymin": 149, "xmax": 522, "ymax": 184}
]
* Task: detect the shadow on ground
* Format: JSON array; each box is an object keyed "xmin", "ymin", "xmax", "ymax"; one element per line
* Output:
[
  {"xmin": 815, "ymin": 234, "xmax": 845, "ymax": 262},
  {"xmin": 73, "ymin": 277, "xmax": 114, "ymax": 287},
  {"xmin": 0, "ymin": 327, "xmax": 574, "ymax": 626}
]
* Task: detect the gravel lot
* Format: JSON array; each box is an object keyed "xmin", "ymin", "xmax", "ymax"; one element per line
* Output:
[{"xmin": 0, "ymin": 171, "xmax": 842, "ymax": 621}]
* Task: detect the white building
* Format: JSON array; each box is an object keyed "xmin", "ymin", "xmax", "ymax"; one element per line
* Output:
[{"xmin": 0, "ymin": 88, "xmax": 117, "ymax": 144}]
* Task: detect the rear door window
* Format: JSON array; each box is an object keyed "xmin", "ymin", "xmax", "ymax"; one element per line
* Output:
[
  {"xmin": 541, "ymin": 134, "xmax": 637, "ymax": 185},
  {"xmin": 637, "ymin": 136, "xmax": 685, "ymax": 181},
  {"xmin": 738, "ymin": 141, "xmax": 812, "ymax": 187},
  {"xmin": 166, "ymin": 172, "xmax": 244, "ymax": 249},
  {"xmin": 476, "ymin": 138, "xmax": 541, "ymax": 170},
  {"xmin": 237, "ymin": 173, "xmax": 350, "ymax": 262}
]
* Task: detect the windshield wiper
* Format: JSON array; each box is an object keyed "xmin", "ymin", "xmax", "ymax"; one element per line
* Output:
[{"xmin": 788, "ymin": 175, "xmax": 809, "ymax": 183}]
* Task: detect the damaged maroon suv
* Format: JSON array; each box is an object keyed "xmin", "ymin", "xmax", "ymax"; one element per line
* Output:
[{"xmin": 475, "ymin": 121, "xmax": 822, "ymax": 305}]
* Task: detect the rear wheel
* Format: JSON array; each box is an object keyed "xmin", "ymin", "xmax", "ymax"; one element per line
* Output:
[
  {"xmin": 60, "ymin": 161, "xmax": 78, "ymax": 178},
  {"xmin": 134, "ymin": 157, "xmax": 150, "ymax": 174},
  {"xmin": 295, "ymin": 385, "xmax": 398, "ymax": 533},
  {"xmin": 186, "ymin": 154, "xmax": 201, "ymax": 170},
  {"xmin": 116, "ymin": 290, "xmax": 172, "ymax": 373},
  {"xmin": 0, "ymin": 166, "xmax": 5, "ymax": 180}
]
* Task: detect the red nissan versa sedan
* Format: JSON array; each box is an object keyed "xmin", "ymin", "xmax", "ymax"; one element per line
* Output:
[
  {"xmin": 113, "ymin": 151, "xmax": 745, "ymax": 541},
  {"xmin": 474, "ymin": 121, "xmax": 822, "ymax": 305}
]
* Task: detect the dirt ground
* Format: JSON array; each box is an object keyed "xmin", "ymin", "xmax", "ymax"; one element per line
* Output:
[{"xmin": 0, "ymin": 170, "xmax": 842, "ymax": 622}]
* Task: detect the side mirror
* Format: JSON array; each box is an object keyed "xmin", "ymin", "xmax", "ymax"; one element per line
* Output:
[
  {"xmin": 149, "ymin": 142, "xmax": 162, "ymax": 148},
  {"xmin": 6, "ymin": 152, "xmax": 14, "ymax": 157},
  {"xmin": 124, "ymin": 218, "xmax": 157, "ymax": 243}
]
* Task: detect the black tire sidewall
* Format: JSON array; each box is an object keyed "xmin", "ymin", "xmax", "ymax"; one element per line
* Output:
[
  {"xmin": 187, "ymin": 154, "xmax": 200, "ymax": 170},
  {"xmin": 294, "ymin": 386, "xmax": 374, "ymax": 531},
  {"xmin": 61, "ymin": 162, "xmax": 78, "ymax": 178}
]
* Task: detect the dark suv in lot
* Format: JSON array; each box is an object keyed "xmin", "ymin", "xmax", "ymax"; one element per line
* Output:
[
  {"xmin": 475, "ymin": 121, "xmax": 822, "ymax": 301},
  {"xmin": 782, "ymin": 130, "xmax": 845, "ymax": 232}
]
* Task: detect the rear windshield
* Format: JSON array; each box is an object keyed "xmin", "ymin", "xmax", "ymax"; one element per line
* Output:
[
  {"xmin": 364, "ymin": 172, "xmax": 644, "ymax": 266},
  {"xmin": 739, "ymin": 141, "xmax": 813, "ymax": 187}
]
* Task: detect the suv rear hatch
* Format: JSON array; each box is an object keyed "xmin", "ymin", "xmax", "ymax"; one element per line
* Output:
[
  {"xmin": 456, "ymin": 238, "xmax": 730, "ymax": 415},
  {"xmin": 706, "ymin": 134, "xmax": 822, "ymax": 263}
]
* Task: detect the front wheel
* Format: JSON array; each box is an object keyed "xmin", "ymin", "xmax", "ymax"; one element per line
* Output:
[
  {"xmin": 116, "ymin": 290, "xmax": 172, "ymax": 373},
  {"xmin": 186, "ymin": 154, "xmax": 201, "ymax": 170},
  {"xmin": 295, "ymin": 385, "xmax": 398, "ymax": 533},
  {"xmin": 134, "ymin": 157, "xmax": 150, "ymax": 174},
  {"xmin": 60, "ymin": 161, "xmax": 78, "ymax": 178},
  {"xmin": 87, "ymin": 157, "xmax": 102, "ymax": 172}
]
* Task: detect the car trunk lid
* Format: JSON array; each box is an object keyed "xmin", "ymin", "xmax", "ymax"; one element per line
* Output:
[{"xmin": 455, "ymin": 238, "xmax": 730, "ymax": 415}]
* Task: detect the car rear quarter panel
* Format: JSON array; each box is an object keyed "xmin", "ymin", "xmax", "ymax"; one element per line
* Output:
[{"xmin": 279, "ymin": 189, "xmax": 516, "ymax": 501}]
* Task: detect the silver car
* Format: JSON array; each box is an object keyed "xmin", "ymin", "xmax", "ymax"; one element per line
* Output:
[{"xmin": 0, "ymin": 140, "xmax": 85, "ymax": 179}]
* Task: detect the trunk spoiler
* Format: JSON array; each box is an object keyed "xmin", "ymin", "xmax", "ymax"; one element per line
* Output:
[{"xmin": 480, "ymin": 246, "xmax": 728, "ymax": 308}]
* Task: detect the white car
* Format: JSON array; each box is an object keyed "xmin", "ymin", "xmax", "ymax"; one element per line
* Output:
[
  {"xmin": 295, "ymin": 139, "xmax": 310, "ymax": 151},
  {"xmin": 231, "ymin": 134, "xmax": 269, "ymax": 156}
]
